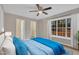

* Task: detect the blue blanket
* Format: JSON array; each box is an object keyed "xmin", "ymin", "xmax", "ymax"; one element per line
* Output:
[
  {"xmin": 24, "ymin": 40, "xmax": 46, "ymax": 55},
  {"xmin": 13, "ymin": 36, "xmax": 28, "ymax": 55},
  {"xmin": 24, "ymin": 40, "xmax": 54, "ymax": 55},
  {"xmin": 32, "ymin": 37, "xmax": 65, "ymax": 55}
]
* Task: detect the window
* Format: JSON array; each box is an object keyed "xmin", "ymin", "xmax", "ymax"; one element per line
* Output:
[
  {"xmin": 51, "ymin": 18, "xmax": 71, "ymax": 38},
  {"xmin": 51, "ymin": 21, "xmax": 56, "ymax": 35},
  {"xmin": 67, "ymin": 18, "xmax": 71, "ymax": 37},
  {"xmin": 58, "ymin": 19, "xmax": 66, "ymax": 36}
]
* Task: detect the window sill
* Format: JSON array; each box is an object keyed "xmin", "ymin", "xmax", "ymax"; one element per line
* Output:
[{"xmin": 51, "ymin": 35, "xmax": 71, "ymax": 40}]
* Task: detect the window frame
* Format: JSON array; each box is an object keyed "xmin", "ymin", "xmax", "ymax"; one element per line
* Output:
[{"xmin": 48, "ymin": 16, "xmax": 72, "ymax": 40}]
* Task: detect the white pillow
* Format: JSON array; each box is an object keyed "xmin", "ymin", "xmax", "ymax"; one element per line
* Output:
[{"xmin": 1, "ymin": 36, "xmax": 16, "ymax": 55}]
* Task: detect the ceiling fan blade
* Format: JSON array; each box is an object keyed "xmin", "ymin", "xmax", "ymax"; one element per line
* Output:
[
  {"xmin": 36, "ymin": 4, "xmax": 43, "ymax": 10},
  {"xmin": 43, "ymin": 7, "xmax": 52, "ymax": 11},
  {"xmin": 36, "ymin": 4, "xmax": 40, "ymax": 10},
  {"xmin": 37, "ymin": 13, "xmax": 39, "ymax": 16},
  {"xmin": 43, "ymin": 12, "xmax": 48, "ymax": 15},
  {"xmin": 29, "ymin": 10, "xmax": 38, "ymax": 12}
]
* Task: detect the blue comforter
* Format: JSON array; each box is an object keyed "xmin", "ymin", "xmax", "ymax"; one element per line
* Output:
[
  {"xmin": 13, "ymin": 36, "xmax": 28, "ymax": 55},
  {"xmin": 13, "ymin": 36, "xmax": 66, "ymax": 55},
  {"xmin": 24, "ymin": 40, "xmax": 54, "ymax": 55},
  {"xmin": 32, "ymin": 37, "xmax": 65, "ymax": 55}
]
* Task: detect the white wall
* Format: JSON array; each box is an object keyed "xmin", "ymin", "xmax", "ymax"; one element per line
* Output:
[
  {"xmin": 36, "ymin": 20, "xmax": 49, "ymax": 38},
  {"xmin": 70, "ymin": 13, "xmax": 79, "ymax": 49},
  {"xmin": 77, "ymin": 14, "xmax": 79, "ymax": 31},
  {"xmin": 4, "ymin": 13, "xmax": 32, "ymax": 39},
  {"xmin": 0, "ymin": 5, "xmax": 4, "ymax": 46},
  {"xmin": 0, "ymin": 5, "xmax": 4, "ymax": 32}
]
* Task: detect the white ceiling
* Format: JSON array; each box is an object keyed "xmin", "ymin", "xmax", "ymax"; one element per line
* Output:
[{"xmin": 3, "ymin": 4, "xmax": 79, "ymax": 20}]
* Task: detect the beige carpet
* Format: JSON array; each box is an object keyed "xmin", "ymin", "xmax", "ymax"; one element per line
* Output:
[{"xmin": 64, "ymin": 46, "xmax": 79, "ymax": 55}]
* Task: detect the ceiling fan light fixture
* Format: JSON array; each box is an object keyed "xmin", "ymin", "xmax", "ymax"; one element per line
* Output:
[{"xmin": 38, "ymin": 11, "xmax": 42, "ymax": 14}]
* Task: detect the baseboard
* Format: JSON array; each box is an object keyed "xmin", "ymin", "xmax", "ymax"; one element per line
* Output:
[{"xmin": 64, "ymin": 45, "xmax": 79, "ymax": 51}]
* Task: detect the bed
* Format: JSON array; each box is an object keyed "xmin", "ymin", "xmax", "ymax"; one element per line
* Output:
[
  {"xmin": 13, "ymin": 36, "xmax": 67, "ymax": 55},
  {"xmin": 0, "ymin": 32, "xmax": 70, "ymax": 55}
]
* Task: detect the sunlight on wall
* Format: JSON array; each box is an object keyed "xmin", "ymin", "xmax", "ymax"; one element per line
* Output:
[
  {"xmin": 16, "ymin": 19, "xmax": 25, "ymax": 39},
  {"xmin": 31, "ymin": 21, "xmax": 36, "ymax": 38}
]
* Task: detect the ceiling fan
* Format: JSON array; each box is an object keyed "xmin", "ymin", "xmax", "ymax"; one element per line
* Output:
[{"xmin": 29, "ymin": 4, "xmax": 52, "ymax": 16}]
